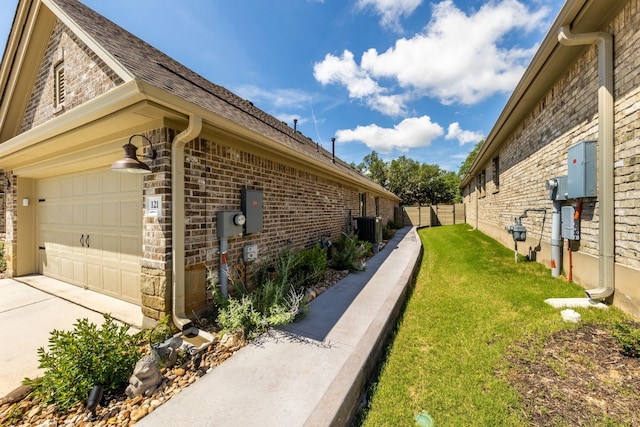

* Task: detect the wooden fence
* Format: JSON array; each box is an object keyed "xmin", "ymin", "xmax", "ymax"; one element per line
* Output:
[{"xmin": 402, "ymin": 204, "xmax": 465, "ymax": 227}]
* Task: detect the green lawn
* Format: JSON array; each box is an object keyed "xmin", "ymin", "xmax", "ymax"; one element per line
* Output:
[{"xmin": 359, "ymin": 224, "xmax": 628, "ymax": 426}]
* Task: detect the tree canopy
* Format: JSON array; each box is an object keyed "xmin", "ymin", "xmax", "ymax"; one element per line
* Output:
[
  {"xmin": 356, "ymin": 151, "xmax": 462, "ymax": 205},
  {"xmin": 458, "ymin": 140, "xmax": 484, "ymax": 179}
]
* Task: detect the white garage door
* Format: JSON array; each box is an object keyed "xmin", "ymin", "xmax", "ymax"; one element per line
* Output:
[{"xmin": 37, "ymin": 170, "xmax": 143, "ymax": 304}]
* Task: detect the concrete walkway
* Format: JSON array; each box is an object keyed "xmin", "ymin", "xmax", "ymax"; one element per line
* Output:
[
  {"xmin": 139, "ymin": 226, "xmax": 422, "ymax": 427},
  {"xmin": 0, "ymin": 277, "xmax": 143, "ymax": 396}
]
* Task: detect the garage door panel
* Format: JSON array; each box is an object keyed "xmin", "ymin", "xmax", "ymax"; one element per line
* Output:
[
  {"xmin": 86, "ymin": 201, "xmax": 102, "ymax": 227},
  {"xmin": 102, "ymin": 202, "xmax": 119, "ymax": 227},
  {"xmin": 121, "ymin": 199, "xmax": 141, "ymax": 228},
  {"xmin": 121, "ymin": 271, "xmax": 139, "ymax": 301},
  {"xmin": 37, "ymin": 171, "xmax": 142, "ymax": 304},
  {"xmin": 102, "ymin": 267, "xmax": 120, "ymax": 296}
]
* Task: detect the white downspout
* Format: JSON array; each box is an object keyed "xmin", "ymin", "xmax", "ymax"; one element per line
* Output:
[
  {"xmin": 558, "ymin": 26, "xmax": 614, "ymax": 300},
  {"xmin": 172, "ymin": 115, "xmax": 203, "ymax": 330}
]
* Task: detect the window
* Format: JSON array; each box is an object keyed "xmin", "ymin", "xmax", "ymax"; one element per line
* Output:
[
  {"xmin": 492, "ymin": 157, "xmax": 500, "ymax": 190},
  {"xmin": 359, "ymin": 193, "xmax": 366, "ymax": 217},
  {"xmin": 54, "ymin": 61, "xmax": 65, "ymax": 108},
  {"xmin": 375, "ymin": 197, "xmax": 380, "ymax": 216}
]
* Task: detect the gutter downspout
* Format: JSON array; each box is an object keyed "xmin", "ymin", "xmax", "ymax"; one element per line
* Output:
[
  {"xmin": 558, "ymin": 26, "xmax": 614, "ymax": 300},
  {"xmin": 172, "ymin": 115, "xmax": 203, "ymax": 330}
]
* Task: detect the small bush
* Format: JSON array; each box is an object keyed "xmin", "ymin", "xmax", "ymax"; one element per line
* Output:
[
  {"xmin": 330, "ymin": 234, "xmax": 370, "ymax": 272},
  {"xmin": 0, "ymin": 240, "xmax": 7, "ymax": 272},
  {"xmin": 26, "ymin": 314, "xmax": 144, "ymax": 412},
  {"xmin": 612, "ymin": 322, "xmax": 640, "ymax": 358},
  {"xmin": 215, "ymin": 246, "xmax": 316, "ymax": 338},
  {"xmin": 386, "ymin": 220, "xmax": 402, "ymax": 229}
]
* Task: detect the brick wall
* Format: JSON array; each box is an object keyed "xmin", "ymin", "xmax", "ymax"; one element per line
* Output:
[
  {"xmin": 464, "ymin": 0, "xmax": 640, "ymax": 315},
  {"xmin": 139, "ymin": 129, "xmax": 398, "ymax": 319},
  {"xmin": 19, "ymin": 21, "xmax": 123, "ymax": 132}
]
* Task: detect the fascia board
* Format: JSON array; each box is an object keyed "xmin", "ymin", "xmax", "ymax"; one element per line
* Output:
[{"xmin": 0, "ymin": 80, "xmax": 144, "ymax": 160}]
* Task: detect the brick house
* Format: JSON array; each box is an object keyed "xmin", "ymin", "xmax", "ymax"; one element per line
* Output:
[
  {"xmin": 461, "ymin": 0, "xmax": 640, "ymax": 317},
  {"xmin": 0, "ymin": 0, "xmax": 400, "ymax": 327}
]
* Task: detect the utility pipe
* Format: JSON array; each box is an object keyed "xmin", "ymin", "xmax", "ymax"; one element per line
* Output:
[
  {"xmin": 172, "ymin": 114, "xmax": 203, "ymax": 330},
  {"xmin": 558, "ymin": 26, "xmax": 614, "ymax": 300},
  {"xmin": 219, "ymin": 237, "xmax": 229, "ymax": 298},
  {"xmin": 550, "ymin": 200, "xmax": 562, "ymax": 278}
]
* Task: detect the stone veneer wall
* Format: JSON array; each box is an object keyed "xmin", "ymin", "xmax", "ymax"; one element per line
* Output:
[{"xmin": 463, "ymin": 0, "xmax": 640, "ymax": 316}]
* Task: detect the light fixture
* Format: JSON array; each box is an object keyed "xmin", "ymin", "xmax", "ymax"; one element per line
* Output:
[{"xmin": 110, "ymin": 134, "xmax": 157, "ymax": 174}]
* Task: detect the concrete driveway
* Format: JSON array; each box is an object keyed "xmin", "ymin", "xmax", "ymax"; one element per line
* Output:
[{"xmin": 0, "ymin": 277, "xmax": 143, "ymax": 397}]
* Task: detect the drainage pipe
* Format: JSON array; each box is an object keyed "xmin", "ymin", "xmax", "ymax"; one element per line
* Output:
[
  {"xmin": 172, "ymin": 115, "xmax": 203, "ymax": 330},
  {"xmin": 558, "ymin": 26, "xmax": 614, "ymax": 300},
  {"xmin": 550, "ymin": 200, "xmax": 562, "ymax": 278}
]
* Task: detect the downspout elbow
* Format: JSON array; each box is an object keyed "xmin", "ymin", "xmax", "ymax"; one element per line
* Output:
[{"xmin": 172, "ymin": 114, "xmax": 203, "ymax": 330}]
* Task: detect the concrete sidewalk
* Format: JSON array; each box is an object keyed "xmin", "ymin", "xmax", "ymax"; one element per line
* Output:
[
  {"xmin": 139, "ymin": 226, "xmax": 422, "ymax": 427},
  {"xmin": 0, "ymin": 277, "xmax": 143, "ymax": 397}
]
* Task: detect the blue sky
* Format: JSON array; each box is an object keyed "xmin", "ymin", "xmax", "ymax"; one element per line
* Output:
[{"xmin": 0, "ymin": 0, "xmax": 563, "ymax": 172}]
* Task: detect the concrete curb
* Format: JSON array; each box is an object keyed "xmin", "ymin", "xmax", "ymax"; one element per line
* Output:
[{"xmin": 305, "ymin": 227, "xmax": 423, "ymax": 426}]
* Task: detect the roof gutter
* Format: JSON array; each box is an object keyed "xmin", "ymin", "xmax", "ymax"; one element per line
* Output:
[
  {"xmin": 171, "ymin": 114, "xmax": 202, "ymax": 330},
  {"xmin": 557, "ymin": 26, "xmax": 614, "ymax": 301}
]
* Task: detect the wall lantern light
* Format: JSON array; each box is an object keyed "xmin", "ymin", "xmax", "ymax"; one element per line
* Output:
[{"xmin": 110, "ymin": 134, "xmax": 157, "ymax": 174}]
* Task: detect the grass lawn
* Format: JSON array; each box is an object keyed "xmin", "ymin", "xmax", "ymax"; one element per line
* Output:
[{"xmin": 359, "ymin": 224, "xmax": 630, "ymax": 426}]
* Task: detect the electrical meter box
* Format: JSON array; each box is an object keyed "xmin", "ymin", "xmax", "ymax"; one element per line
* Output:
[
  {"xmin": 546, "ymin": 176, "xmax": 568, "ymax": 201},
  {"xmin": 567, "ymin": 140, "xmax": 596, "ymax": 198},
  {"xmin": 241, "ymin": 189, "xmax": 263, "ymax": 234},
  {"xmin": 561, "ymin": 206, "xmax": 579, "ymax": 240},
  {"xmin": 217, "ymin": 211, "xmax": 245, "ymax": 237}
]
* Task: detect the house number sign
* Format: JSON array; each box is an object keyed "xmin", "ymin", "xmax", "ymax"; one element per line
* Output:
[{"xmin": 147, "ymin": 196, "xmax": 161, "ymax": 217}]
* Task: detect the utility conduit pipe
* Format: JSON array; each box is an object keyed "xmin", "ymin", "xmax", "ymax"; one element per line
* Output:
[
  {"xmin": 172, "ymin": 114, "xmax": 203, "ymax": 330},
  {"xmin": 551, "ymin": 200, "xmax": 562, "ymax": 278},
  {"xmin": 558, "ymin": 26, "xmax": 614, "ymax": 300}
]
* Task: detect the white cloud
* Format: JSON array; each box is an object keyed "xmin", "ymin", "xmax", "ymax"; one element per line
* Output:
[
  {"xmin": 361, "ymin": 0, "xmax": 547, "ymax": 104},
  {"xmin": 313, "ymin": 50, "xmax": 383, "ymax": 99},
  {"xmin": 314, "ymin": 0, "xmax": 549, "ymax": 113},
  {"xmin": 335, "ymin": 116, "xmax": 443, "ymax": 153},
  {"xmin": 445, "ymin": 122, "xmax": 484, "ymax": 145},
  {"xmin": 356, "ymin": 0, "xmax": 422, "ymax": 31}
]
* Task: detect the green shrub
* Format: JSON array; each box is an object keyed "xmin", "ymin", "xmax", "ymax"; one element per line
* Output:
[
  {"xmin": 297, "ymin": 245, "xmax": 328, "ymax": 289},
  {"xmin": 382, "ymin": 226, "xmax": 395, "ymax": 240},
  {"xmin": 0, "ymin": 240, "xmax": 7, "ymax": 272},
  {"xmin": 330, "ymin": 234, "xmax": 370, "ymax": 272},
  {"xmin": 215, "ymin": 246, "xmax": 317, "ymax": 338},
  {"xmin": 386, "ymin": 219, "xmax": 402, "ymax": 229},
  {"xmin": 612, "ymin": 322, "xmax": 640, "ymax": 358},
  {"xmin": 26, "ymin": 314, "xmax": 144, "ymax": 412}
]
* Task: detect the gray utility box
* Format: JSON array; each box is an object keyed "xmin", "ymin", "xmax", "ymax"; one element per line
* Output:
[
  {"xmin": 241, "ymin": 189, "xmax": 263, "ymax": 234},
  {"xmin": 567, "ymin": 140, "xmax": 596, "ymax": 198},
  {"xmin": 561, "ymin": 206, "xmax": 579, "ymax": 240},
  {"xmin": 217, "ymin": 211, "xmax": 245, "ymax": 238}
]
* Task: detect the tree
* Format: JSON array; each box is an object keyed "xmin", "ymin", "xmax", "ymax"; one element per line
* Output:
[
  {"xmin": 387, "ymin": 156, "xmax": 421, "ymax": 205},
  {"xmin": 458, "ymin": 140, "xmax": 484, "ymax": 178},
  {"xmin": 357, "ymin": 151, "xmax": 388, "ymax": 187}
]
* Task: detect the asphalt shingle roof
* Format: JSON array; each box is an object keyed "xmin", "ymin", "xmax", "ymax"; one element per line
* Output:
[{"xmin": 49, "ymin": 0, "xmax": 395, "ymax": 196}]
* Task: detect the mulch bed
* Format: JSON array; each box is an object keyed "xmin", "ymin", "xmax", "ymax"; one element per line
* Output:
[{"xmin": 504, "ymin": 323, "xmax": 640, "ymax": 426}]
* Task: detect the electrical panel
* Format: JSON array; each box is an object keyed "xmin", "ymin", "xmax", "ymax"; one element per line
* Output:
[
  {"xmin": 241, "ymin": 189, "xmax": 264, "ymax": 234},
  {"xmin": 567, "ymin": 140, "xmax": 596, "ymax": 198},
  {"xmin": 561, "ymin": 206, "xmax": 579, "ymax": 240},
  {"xmin": 217, "ymin": 211, "xmax": 245, "ymax": 238}
]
